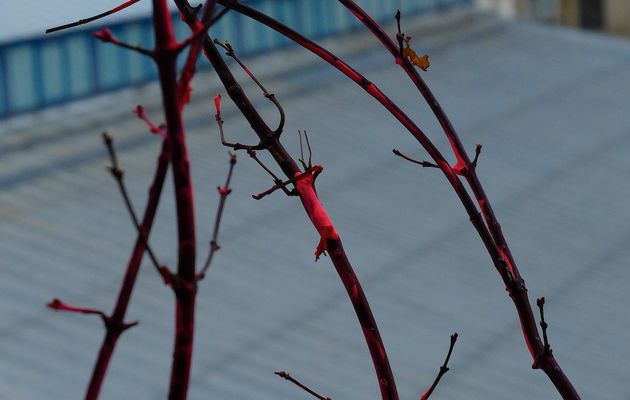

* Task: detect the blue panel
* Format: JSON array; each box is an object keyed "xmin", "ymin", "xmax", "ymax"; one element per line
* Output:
[
  {"xmin": 5, "ymin": 45, "xmax": 36, "ymax": 111},
  {"xmin": 0, "ymin": 48, "xmax": 6, "ymax": 116},
  {"xmin": 67, "ymin": 36, "xmax": 92, "ymax": 96},
  {"xmin": 122, "ymin": 23, "xmax": 147, "ymax": 83},
  {"xmin": 96, "ymin": 37, "xmax": 122, "ymax": 89},
  {"xmin": 0, "ymin": 0, "xmax": 470, "ymax": 119},
  {"xmin": 41, "ymin": 41, "xmax": 64, "ymax": 102}
]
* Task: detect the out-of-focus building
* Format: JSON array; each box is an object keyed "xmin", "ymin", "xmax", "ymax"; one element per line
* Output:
[
  {"xmin": 479, "ymin": 0, "xmax": 630, "ymax": 34},
  {"xmin": 0, "ymin": 0, "xmax": 474, "ymax": 120}
]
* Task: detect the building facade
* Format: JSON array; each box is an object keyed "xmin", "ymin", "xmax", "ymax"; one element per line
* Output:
[{"xmin": 0, "ymin": 0, "xmax": 473, "ymax": 119}]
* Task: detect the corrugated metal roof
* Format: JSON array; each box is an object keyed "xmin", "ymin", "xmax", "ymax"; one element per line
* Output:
[{"xmin": 1, "ymin": 11, "xmax": 630, "ymax": 400}]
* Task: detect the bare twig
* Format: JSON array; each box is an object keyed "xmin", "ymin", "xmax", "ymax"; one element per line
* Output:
[
  {"xmin": 537, "ymin": 297, "xmax": 552, "ymax": 356},
  {"xmin": 175, "ymin": 3, "xmax": 400, "ymax": 399},
  {"xmin": 84, "ymin": 138, "xmax": 170, "ymax": 399},
  {"xmin": 471, "ymin": 144, "xmax": 482, "ymax": 168},
  {"xmin": 274, "ymin": 371, "xmax": 332, "ymax": 400},
  {"xmin": 215, "ymin": 1, "xmax": 579, "ymax": 398},
  {"xmin": 213, "ymin": 94, "xmax": 265, "ymax": 151},
  {"xmin": 46, "ymin": 0, "xmax": 141, "ymax": 34},
  {"xmin": 392, "ymin": 149, "xmax": 439, "ymax": 168},
  {"xmin": 214, "ymin": 39, "xmax": 285, "ymax": 135},
  {"xmin": 133, "ymin": 105, "xmax": 166, "ymax": 136},
  {"xmin": 93, "ymin": 28, "xmax": 153, "ymax": 57},
  {"xmin": 197, "ymin": 153, "xmax": 237, "ymax": 280},
  {"xmin": 419, "ymin": 333, "xmax": 458, "ymax": 400},
  {"xmin": 48, "ymin": 298, "xmax": 108, "ymax": 320},
  {"xmin": 102, "ymin": 132, "xmax": 164, "ymax": 275}
]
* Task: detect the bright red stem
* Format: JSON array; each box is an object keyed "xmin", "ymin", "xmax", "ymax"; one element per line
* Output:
[
  {"xmin": 173, "ymin": 3, "xmax": 400, "ymax": 398},
  {"xmin": 336, "ymin": 2, "xmax": 580, "ymax": 398},
  {"xmin": 152, "ymin": 1, "xmax": 198, "ymax": 398},
  {"xmin": 85, "ymin": 139, "xmax": 169, "ymax": 400}
]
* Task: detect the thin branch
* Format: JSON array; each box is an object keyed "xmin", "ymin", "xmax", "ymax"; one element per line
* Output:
[
  {"xmin": 85, "ymin": 138, "xmax": 170, "ymax": 400},
  {"xmin": 197, "ymin": 153, "xmax": 237, "ymax": 280},
  {"xmin": 213, "ymin": 94, "xmax": 291, "ymax": 196},
  {"xmin": 335, "ymin": 4, "xmax": 580, "ymax": 398},
  {"xmin": 216, "ymin": 2, "xmax": 579, "ymax": 398},
  {"xmin": 419, "ymin": 333, "xmax": 458, "ymax": 400},
  {"xmin": 536, "ymin": 297, "xmax": 552, "ymax": 355},
  {"xmin": 176, "ymin": 3, "xmax": 400, "ymax": 399},
  {"xmin": 395, "ymin": 10, "xmax": 404, "ymax": 58},
  {"xmin": 46, "ymin": 0, "xmax": 141, "ymax": 34},
  {"xmin": 274, "ymin": 371, "xmax": 332, "ymax": 400},
  {"xmin": 93, "ymin": 28, "xmax": 153, "ymax": 57},
  {"xmin": 177, "ymin": 0, "xmax": 218, "ymax": 108},
  {"xmin": 214, "ymin": 39, "xmax": 285, "ymax": 134},
  {"xmin": 48, "ymin": 298, "xmax": 108, "ymax": 320},
  {"xmin": 101, "ymin": 132, "xmax": 164, "ymax": 276},
  {"xmin": 133, "ymin": 105, "xmax": 166, "ymax": 137},
  {"xmin": 392, "ymin": 149, "xmax": 438, "ymax": 168},
  {"xmin": 213, "ymin": 94, "xmax": 264, "ymax": 150},
  {"xmin": 471, "ymin": 144, "xmax": 482, "ymax": 168},
  {"xmin": 298, "ymin": 130, "xmax": 313, "ymax": 170}
]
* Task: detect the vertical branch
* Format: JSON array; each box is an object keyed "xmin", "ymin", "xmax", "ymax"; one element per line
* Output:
[
  {"xmin": 85, "ymin": 139, "xmax": 170, "ymax": 400},
  {"xmin": 150, "ymin": 0, "xmax": 213, "ymax": 397}
]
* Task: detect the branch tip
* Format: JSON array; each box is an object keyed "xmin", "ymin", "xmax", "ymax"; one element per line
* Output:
[
  {"xmin": 472, "ymin": 144, "xmax": 482, "ymax": 167},
  {"xmin": 46, "ymin": 0, "xmax": 141, "ymax": 34},
  {"xmin": 536, "ymin": 297, "xmax": 552, "ymax": 355},
  {"xmin": 274, "ymin": 370, "xmax": 331, "ymax": 400},
  {"xmin": 419, "ymin": 331, "xmax": 459, "ymax": 400},
  {"xmin": 393, "ymin": 149, "xmax": 438, "ymax": 168},
  {"xmin": 198, "ymin": 152, "xmax": 237, "ymax": 279}
]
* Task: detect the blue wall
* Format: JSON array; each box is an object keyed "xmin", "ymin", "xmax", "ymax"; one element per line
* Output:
[{"xmin": 0, "ymin": 0, "xmax": 472, "ymax": 119}]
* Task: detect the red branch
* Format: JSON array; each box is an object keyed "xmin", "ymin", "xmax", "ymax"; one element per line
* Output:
[
  {"xmin": 336, "ymin": 2, "xmax": 580, "ymax": 398},
  {"xmin": 214, "ymin": 2, "xmax": 580, "ymax": 399},
  {"xmin": 150, "ymin": 1, "xmax": 206, "ymax": 398},
  {"xmin": 46, "ymin": 0, "xmax": 142, "ymax": 34},
  {"xmin": 84, "ymin": 138, "xmax": 169, "ymax": 400},
  {"xmin": 174, "ymin": 2, "xmax": 400, "ymax": 399}
]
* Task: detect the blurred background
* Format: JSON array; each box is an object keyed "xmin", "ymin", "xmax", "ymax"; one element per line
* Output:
[{"xmin": 1, "ymin": 1, "xmax": 629, "ymax": 399}]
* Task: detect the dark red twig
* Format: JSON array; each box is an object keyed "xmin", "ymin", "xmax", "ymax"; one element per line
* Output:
[
  {"xmin": 216, "ymin": 2, "xmax": 580, "ymax": 398},
  {"xmin": 536, "ymin": 297, "xmax": 552, "ymax": 356},
  {"xmin": 133, "ymin": 105, "xmax": 166, "ymax": 137},
  {"xmin": 213, "ymin": 39, "xmax": 285, "ymax": 134},
  {"xmin": 48, "ymin": 298, "xmax": 108, "ymax": 320},
  {"xmin": 419, "ymin": 333, "xmax": 458, "ymax": 400},
  {"xmin": 336, "ymin": 3, "xmax": 580, "ymax": 398},
  {"xmin": 150, "ymin": 1, "xmax": 205, "ymax": 398},
  {"xmin": 392, "ymin": 149, "xmax": 438, "ymax": 168},
  {"xmin": 197, "ymin": 153, "xmax": 237, "ymax": 280},
  {"xmin": 45, "ymin": 0, "xmax": 141, "ymax": 34},
  {"xmin": 174, "ymin": 2, "xmax": 400, "ymax": 399},
  {"xmin": 93, "ymin": 28, "xmax": 153, "ymax": 57},
  {"xmin": 102, "ymin": 132, "xmax": 165, "ymax": 275},
  {"xmin": 85, "ymin": 138, "xmax": 170, "ymax": 400},
  {"xmin": 274, "ymin": 371, "xmax": 332, "ymax": 400}
]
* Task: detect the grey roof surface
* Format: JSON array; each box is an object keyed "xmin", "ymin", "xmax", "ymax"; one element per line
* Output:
[{"xmin": 1, "ymin": 11, "xmax": 630, "ymax": 400}]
